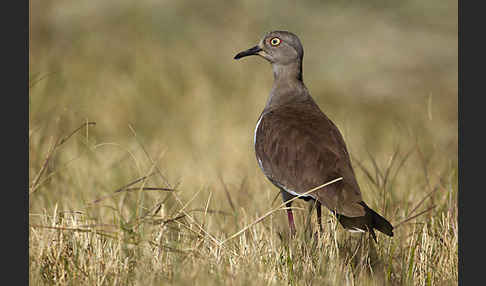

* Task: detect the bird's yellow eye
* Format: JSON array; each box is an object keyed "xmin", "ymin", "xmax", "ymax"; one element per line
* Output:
[{"xmin": 270, "ymin": 37, "xmax": 281, "ymax": 46}]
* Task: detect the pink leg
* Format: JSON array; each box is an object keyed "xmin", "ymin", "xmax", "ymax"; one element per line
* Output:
[
  {"xmin": 286, "ymin": 205, "xmax": 296, "ymax": 236},
  {"xmin": 281, "ymin": 191, "xmax": 297, "ymax": 236}
]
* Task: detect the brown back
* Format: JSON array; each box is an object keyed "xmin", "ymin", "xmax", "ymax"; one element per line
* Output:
[{"xmin": 255, "ymin": 97, "xmax": 366, "ymax": 217}]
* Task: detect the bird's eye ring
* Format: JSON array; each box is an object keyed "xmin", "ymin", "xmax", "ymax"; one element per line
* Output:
[{"xmin": 270, "ymin": 37, "xmax": 281, "ymax": 46}]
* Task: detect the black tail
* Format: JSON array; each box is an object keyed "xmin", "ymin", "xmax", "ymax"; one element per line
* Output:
[
  {"xmin": 361, "ymin": 202, "xmax": 394, "ymax": 237},
  {"xmin": 334, "ymin": 202, "xmax": 394, "ymax": 243}
]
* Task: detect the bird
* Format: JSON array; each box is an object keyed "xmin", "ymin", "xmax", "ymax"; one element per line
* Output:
[{"xmin": 234, "ymin": 31, "xmax": 393, "ymax": 242}]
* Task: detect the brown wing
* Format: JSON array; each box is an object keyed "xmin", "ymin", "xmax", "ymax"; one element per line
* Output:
[{"xmin": 255, "ymin": 99, "xmax": 365, "ymax": 217}]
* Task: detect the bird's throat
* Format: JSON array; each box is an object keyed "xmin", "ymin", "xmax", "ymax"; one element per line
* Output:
[
  {"xmin": 266, "ymin": 63, "xmax": 308, "ymax": 110},
  {"xmin": 272, "ymin": 61, "xmax": 303, "ymax": 82}
]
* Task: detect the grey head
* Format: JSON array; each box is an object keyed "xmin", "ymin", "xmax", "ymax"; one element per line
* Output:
[{"xmin": 234, "ymin": 31, "xmax": 304, "ymax": 81}]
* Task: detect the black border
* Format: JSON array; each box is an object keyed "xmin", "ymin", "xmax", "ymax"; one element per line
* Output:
[
  {"xmin": 459, "ymin": 0, "xmax": 478, "ymax": 284},
  {"xmin": 10, "ymin": 0, "xmax": 29, "ymax": 284}
]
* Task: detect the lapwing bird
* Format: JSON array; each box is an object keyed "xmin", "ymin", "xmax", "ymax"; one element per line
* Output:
[{"xmin": 234, "ymin": 31, "xmax": 393, "ymax": 242}]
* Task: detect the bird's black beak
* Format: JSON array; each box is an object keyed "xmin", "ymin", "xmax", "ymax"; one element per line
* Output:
[{"xmin": 234, "ymin": 45, "xmax": 262, "ymax": 60}]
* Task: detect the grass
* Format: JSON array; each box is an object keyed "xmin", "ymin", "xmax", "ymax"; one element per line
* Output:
[{"xmin": 29, "ymin": 0, "xmax": 457, "ymax": 285}]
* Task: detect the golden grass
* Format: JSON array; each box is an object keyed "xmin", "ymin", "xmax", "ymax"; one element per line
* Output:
[{"xmin": 29, "ymin": 0, "xmax": 457, "ymax": 285}]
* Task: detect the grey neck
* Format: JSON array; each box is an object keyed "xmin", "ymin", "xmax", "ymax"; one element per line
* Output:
[
  {"xmin": 272, "ymin": 61, "xmax": 303, "ymax": 82},
  {"xmin": 265, "ymin": 60, "xmax": 310, "ymax": 110}
]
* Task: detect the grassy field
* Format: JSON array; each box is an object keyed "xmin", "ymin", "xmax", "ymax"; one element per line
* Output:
[{"xmin": 29, "ymin": 0, "xmax": 457, "ymax": 285}]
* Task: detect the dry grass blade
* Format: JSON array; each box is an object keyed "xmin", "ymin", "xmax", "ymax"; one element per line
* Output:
[
  {"xmin": 380, "ymin": 146, "xmax": 401, "ymax": 213},
  {"xmin": 271, "ymin": 191, "xmax": 280, "ymax": 206},
  {"xmin": 30, "ymin": 136, "xmax": 56, "ymax": 193},
  {"xmin": 128, "ymin": 123, "xmax": 173, "ymax": 189},
  {"xmin": 416, "ymin": 143, "xmax": 433, "ymax": 190},
  {"xmin": 366, "ymin": 148, "xmax": 384, "ymax": 186},
  {"xmin": 124, "ymin": 187, "xmax": 174, "ymax": 192},
  {"xmin": 304, "ymin": 199, "xmax": 319, "ymax": 235},
  {"xmin": 146, "ymin": 240, "xmax": 191, "ymax": 255},
  {"xmin": 137, "ymin": 202, "xmax": 163, "ymax": 222},
  {"xmin": 394, "ymin": 205, "xmax": 436, "ymax": 228},
  {"xmin": 182, "ymin": 212, "xmax": 225, "ymax": 248},
  {"xmin": 165, "ymin": 187, "xmax": 225, "ymax": 249},
  {"xmin": 351, "ymin": 154, "xmax": 378, "ymax": 187},
  {"xmin": 218, "ymin": 175, "xmax": 236, "ymax": 213},
  {"xmin": 29, "ymin": 122, "xmax": 96, "ymax": 194},
  {"xmin": 187, "ymin": 208, "xmax": 232, "ymax": 216},
  {"xmin": 89, "ymin": 174, "xmax": 157, "ymax": 204},
  {"xmin": 29, "ymin": 71, "xmax": 58, "ymax": 89},
  {"xmin": 150, "ymin": 214, "xmax": 187, "ymax": 226},
  {"xmin": 57, "ymin": 122, "xmax": 97, "ymax": 147},
  {"xmin": 220, "ymin": 177, "xmax": 343, "ymax": 245},
  {"xmin": 382, "ymin": 146, "xmax": 401, "ymax": 189},
  {"xmin": 29, "ymin": 224, "xmax": 119, "ymax": 238},
  {"xmin": 389, "ymin": 146, "xmax": 415, "ymax": 189},
  {"xmin": 408, "ymin": 186, "xmax": 438, "ymax": 217}
]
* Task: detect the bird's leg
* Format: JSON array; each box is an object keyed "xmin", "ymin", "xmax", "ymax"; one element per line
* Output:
[
  {"xmin": 304, "ymin": 201, "xmax": 315, "ymax": 238},
  {"xmin": 286, "ymin": 201, "xmax": 296, "ymax": 237},
  {"xmin": 280, "ymin": 190, "xmax": 297, "ymax": 236},
  {"xmin": 316, "ymin": 201, "xmax": 323, "ymax": 234}
]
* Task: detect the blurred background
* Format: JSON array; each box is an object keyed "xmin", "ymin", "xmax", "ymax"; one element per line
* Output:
[
  {"xmin": 29, "ymin": 0, "xmax": 457, "ymax": 218},
  {"xmin": 29, "ymin": 1, "xmax": 458, "ymax": 284}
]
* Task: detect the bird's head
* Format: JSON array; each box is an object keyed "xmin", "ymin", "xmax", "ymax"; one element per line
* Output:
[{"xmin": 234, "ymin": 31, "xmax": 304, "ymax": 65}]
